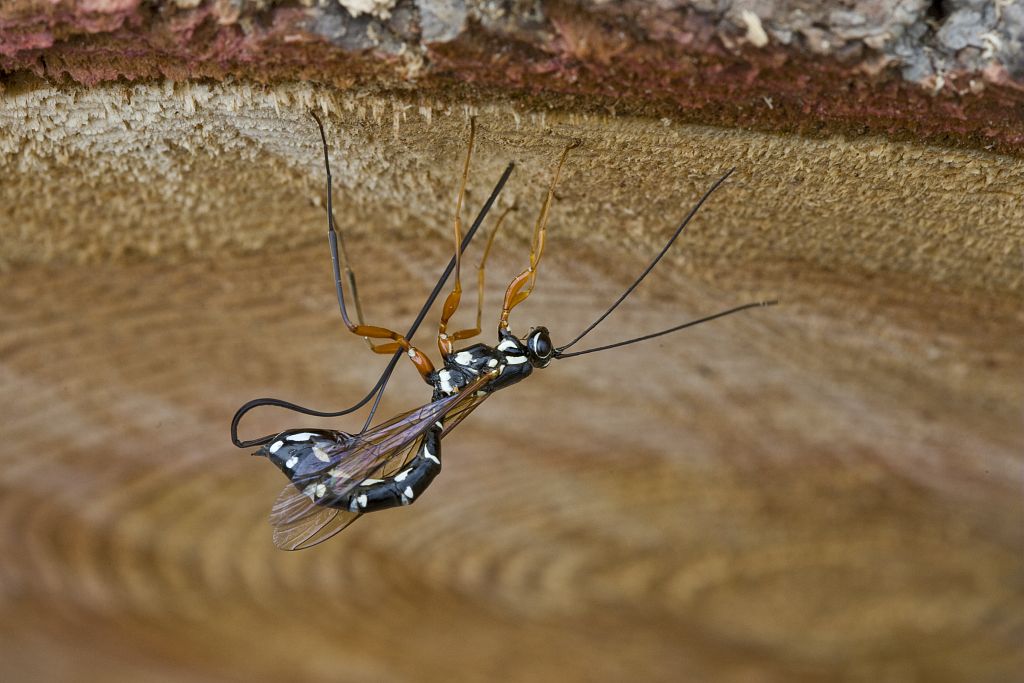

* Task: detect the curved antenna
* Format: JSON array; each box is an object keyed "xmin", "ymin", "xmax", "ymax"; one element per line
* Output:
[
  {"xmin": 556, "ymin": 168, "xmax": 734, "ymax": 354},
  {"xmin": 230, "ymin": 131, "xmax": 515, "ymax": 448},
  {"xmin": 553, "ymin": 300, "xmax": 777, "ymax": 359}
]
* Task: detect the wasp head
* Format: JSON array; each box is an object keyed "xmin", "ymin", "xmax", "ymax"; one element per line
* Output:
[{"xmin": 524, "ymin": 327, "xmax": 554, "ymax": 368}]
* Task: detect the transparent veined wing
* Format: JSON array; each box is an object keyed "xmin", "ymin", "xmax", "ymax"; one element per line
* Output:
[
  {"xmin": 439, "ymin": 387, "xmax": 491, "ymax": 438},
  {"xmin": 270, "ymin": 495, "xmax": 361, "ymax": 551}
]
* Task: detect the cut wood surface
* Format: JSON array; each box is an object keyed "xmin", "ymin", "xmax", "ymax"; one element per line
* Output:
[{"xmin": 0, "ymin": 83, "xmax": 1022, "ymax": 682}]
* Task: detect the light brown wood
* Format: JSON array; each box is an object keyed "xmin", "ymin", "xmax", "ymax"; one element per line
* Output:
[{"xmin": 0, "ymin": 82, "xmax": 1021, "ymax": 682}]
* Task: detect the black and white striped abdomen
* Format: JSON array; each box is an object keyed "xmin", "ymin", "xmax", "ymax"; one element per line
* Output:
[
  {"xmin": 257, "ymin": 426, "xmax": 443, "ymax": 514},
  {"xmin": 341, "ymin": 426, "xmax": 442, "ymax": 512}
]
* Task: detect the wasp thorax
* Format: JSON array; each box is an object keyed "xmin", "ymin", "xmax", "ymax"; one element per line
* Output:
[{"xmin": 525, "ymin": 327, "xmax": 554, "ymax": 368}]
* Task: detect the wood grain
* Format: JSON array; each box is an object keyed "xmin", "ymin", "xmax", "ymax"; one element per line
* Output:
[
  {"xmin": 0, "ymin": 236, "xmax": 1020, "ymax": 682},
  {"xmin": 3, "ymin": 83, "xmax": 1023, "ymax": 297},
  {"xmin": 1, "ymin": 81, "xmax": 1022, "ymax": 682}
]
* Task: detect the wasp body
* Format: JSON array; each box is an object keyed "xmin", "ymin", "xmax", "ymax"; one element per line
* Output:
[{"xmin": 258, "ymin": 327, "xmax": 549, "ymax": 519}]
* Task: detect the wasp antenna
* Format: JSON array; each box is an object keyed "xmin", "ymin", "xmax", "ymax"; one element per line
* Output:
[
  {"xmin": 556, "ymin": 167, "xmax": 736, "ymax": 353},
  {"xmin": 553, "ymin": 299, "xmax": 776, "ymax": 360}
]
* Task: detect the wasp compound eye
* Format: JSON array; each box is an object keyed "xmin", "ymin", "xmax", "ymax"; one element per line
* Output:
[{"xmin": 526, "ymin": 327, "xmax": 553, "ymax": 367}]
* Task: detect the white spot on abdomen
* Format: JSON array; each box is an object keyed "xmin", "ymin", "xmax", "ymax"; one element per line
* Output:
[
  {"xmin": 497, "ymin": 339, "xmax": 518, "ymax": 352},
  {"xmin": 403, "ymin": 486, "xmax": 415, "ymax": 499},
  {"xmin": 269, "ymin": 440, "xmax": 284, "ymax": 454},
  {"xmin": 454, "ymin": 351, "xmax": 474, "ymax": 365},
  {"xmin": 505, "ymin": 354, "xmax": 528, "ymax": 365},
  {"xmin": 285, "ymin": 455, "xmax": 299, "ymax": 469},
  {"xmin": 287, "ymin": 432, "xmax": 317, "ymax": 442},
  {"xmin": 312, "ymin": 446, "xmax": 330, "ymax": 462}
]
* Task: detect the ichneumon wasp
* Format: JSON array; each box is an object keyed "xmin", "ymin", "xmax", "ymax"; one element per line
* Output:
[{"xmin": 231, "ymin": 112, "xmax": 776, "ymax": 550}]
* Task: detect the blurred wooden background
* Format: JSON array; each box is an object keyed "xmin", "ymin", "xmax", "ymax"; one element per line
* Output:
[{"xmin": 1, "ymin": 83, "xmax": 1022, "ymax": 682}]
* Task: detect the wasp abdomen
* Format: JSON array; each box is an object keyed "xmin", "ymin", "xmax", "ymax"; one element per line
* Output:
[
  {"xmin": 257, "ymin": 426, "xmax": 443, "ymax": 514},
  {"xmin": 342, "ymin": 427, "xmax": 442, "ymax": 513}
]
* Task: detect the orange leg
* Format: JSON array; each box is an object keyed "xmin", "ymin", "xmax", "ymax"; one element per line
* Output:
[
  {"xmin": 438, "ymin": 118, "xmax": 478, "ymax": 357},
  {"xmin": 447, "ymin": 206, "xmax": 515, "ymax": 344},
  {"xmin": 311, "ymin": 111, "xmax": 434, "ymax": 381},
  {"xmin": 333, "ymin": 235, "xmax": 433, "ymax": 376},
  {"xmin": 341, "ymin": 322, "xmax": 435, "ymax": 381},
  {"xmin": 498, "ymin": 140, "xmax": 578, "ymax": 331}
]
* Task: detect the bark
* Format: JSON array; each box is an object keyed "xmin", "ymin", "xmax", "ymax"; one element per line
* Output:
[{"xmin": 1, "ymin": 0, "xmax": 1022, "ymax": 152}]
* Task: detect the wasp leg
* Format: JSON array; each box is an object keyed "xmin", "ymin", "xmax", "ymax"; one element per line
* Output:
[
  {"xmin": 498, "ymin": 140, "xmax": 578, "ymax": 331},
  {"xmin": 325, "ymin": 271, "xmax": 430, "ymax": 370},
  {"xmin": 438, "ymin": 118, "xmax": 477, "ymax": 357},
  {"xmin": 345, "ymin": 324, "xmax": 435, "ymax": 381},
  {"xmin": 311, "ymin": 110, "xmax": 435, "ymax": 382},
  {"xmin": 325, "ymin": 213, "xmax": 435, "ymax": 380},
  {"xmin": 339, "ymin": 425, "xmax": 443, "ymax": 513},
  {"xmin": 327, "ymin": 197, "xmax": 375, "ymax": 352},
  {"xmin": 447, "ymin": 206, "xmax": 515, "ymax": 345}
]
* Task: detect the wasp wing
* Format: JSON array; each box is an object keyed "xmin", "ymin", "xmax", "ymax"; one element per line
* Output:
[
  {"xmin": 269, "ymin": 431, "xmax": 429, "ymax": 551},
  {"xmin": 439, "ymin": 388, "xmax": 491, "ymax": 438},
  {"xmin": 269, "ymin": 374, "xmax": 492, "ymax": 549},
  {"xmin": 270, "ymin": 496, "xmax": 360, "ymax": 551}
]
